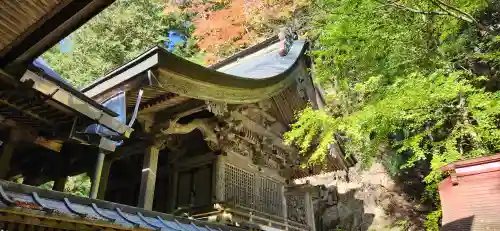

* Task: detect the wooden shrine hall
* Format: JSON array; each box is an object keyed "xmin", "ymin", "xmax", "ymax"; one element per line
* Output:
[
  {"xmin": 80, "ymin": 35, "xmax": 315, "ymax": 228},
  {"xmin": 78, "ymin": 34, "xmax": 345, "ymax": 230},
  {"xmin": 0, "ymin": 0, "xmax": 354, "ymax": 230}
]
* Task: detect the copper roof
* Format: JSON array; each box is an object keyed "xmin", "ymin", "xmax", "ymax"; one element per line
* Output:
[{"xmin": 81, "ymin": 40, "xmax": 308, "ymax": 104}]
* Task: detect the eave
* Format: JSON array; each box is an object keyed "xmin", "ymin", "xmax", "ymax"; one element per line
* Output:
[
  {"xmin": 82, "ymin": 40, "xmax": 308, "ymax": 104},
  {"xmin": 0, "ymin": 0, "xmax": 133, "ymax": 143},
  {"xmin": 0, "ymin": 0, "xmax": 115, "ymax": 69},
  {"xmin": 20, "ymin": 70, "xmax": 132, "ymax": 137}
]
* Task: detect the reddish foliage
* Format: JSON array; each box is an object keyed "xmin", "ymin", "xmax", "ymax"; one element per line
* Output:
[
  {"xmin": 164, "ymin": 0, "xmax": 309, "ymax": 64},
  {"xmin": 165, "ymin": 0, "xmax": 257, "ymax": 64},
  {"xmin": 192, "ymin": 0, "xmax": 253, "ymax": 54}
]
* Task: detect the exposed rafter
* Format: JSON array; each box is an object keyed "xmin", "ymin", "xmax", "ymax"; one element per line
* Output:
[{"xmin": 0, "ymin": 96, "xmax": 55, "ymax": 126}]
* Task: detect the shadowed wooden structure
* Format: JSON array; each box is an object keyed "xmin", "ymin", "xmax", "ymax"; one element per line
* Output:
[{"xmin": 0, "ymin": 0, "xmax": 132, "ymax": 192}]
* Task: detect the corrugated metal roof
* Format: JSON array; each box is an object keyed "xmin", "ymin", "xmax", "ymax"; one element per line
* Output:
[
  {"xmin": 440, "ymin": 153, "xmax": 500, "ymax": 172},
  {"xmin": 439, "ymin": 170, "xmax": 500, "ymax": 230},
  {"xmin": 0, "ymin": 180, "xmax": 248, "ymax": 231}
]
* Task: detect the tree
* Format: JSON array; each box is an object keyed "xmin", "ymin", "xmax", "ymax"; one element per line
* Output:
[
  {"xmin": 285, "ymin": 0, "xmax": 500, "ymax": 229},
  {"xmin": 42, "ymin": 0, "xmax": 199, "ymax": 89},
  {"xmin": 165, "ymin": 0, "xmax": 311, "ymax": 63}
]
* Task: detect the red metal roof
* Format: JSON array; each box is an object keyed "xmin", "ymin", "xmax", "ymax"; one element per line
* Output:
[
  {"xmin": 439, "ymin": 168, "xmax": 500, "ymax": 230},
  {"xmin": 440, "ymin": 153, "xmax": 500, "ymax": 172},
  {"xmin": 439, "ymin": 153, "xmax": 500, "ymax": 230}
]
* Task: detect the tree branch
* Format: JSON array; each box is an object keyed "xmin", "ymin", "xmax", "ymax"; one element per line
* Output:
[
  {"xmin": 430, "ymin": 0, "xmax": 488, "ymax": 31},
  {"xmin": 432, "ymin": 0, "xmax": 476, "ymax": 22},
  {"xmin": 388, "ymin": 2, "xmax": 448, "ymax": 16},
  {"xmin": 429, "ymin": 0, "xmax": 473, "ymax": 23},
  {"xmin": 382, "ymin": 0, "xmax": 489, "ymax": 32}
]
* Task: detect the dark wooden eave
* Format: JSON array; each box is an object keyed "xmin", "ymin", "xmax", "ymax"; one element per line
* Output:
[
  {"xmin": 0, "ymin": 0, "xmax": 133, "ymax": 144},
  {"xmin": 0, "ymin": 0, "xmax": 115, "ymax": 71}
]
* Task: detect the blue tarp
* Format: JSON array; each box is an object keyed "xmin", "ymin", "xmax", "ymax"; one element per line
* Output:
[
  {"xmin": 85, "ymin": 92, "xmax": 127, "ymax": 145},
  {"xmin": 165, "ymin": 30, "xmax": 186, "ymax": 51}
]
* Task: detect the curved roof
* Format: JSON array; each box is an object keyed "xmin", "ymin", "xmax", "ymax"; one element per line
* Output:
[{"xmin": 82, "ymin": 39, "xmax": 308, "ymax": 104}]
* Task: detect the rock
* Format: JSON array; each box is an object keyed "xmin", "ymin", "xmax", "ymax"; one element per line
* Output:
[{"xmin": 296, "ymin": 162, "xmax": 426, "ymax": 231}]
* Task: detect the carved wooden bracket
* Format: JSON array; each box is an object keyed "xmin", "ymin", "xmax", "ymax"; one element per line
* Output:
[
  {"xmin": 206, "ymin": 100, "xmax": 228, "ymax": 117},
  {"xmin": 160, "ymin": 118, "xmax": 219, "ymax": 147},
  {"xmin": 137, "ymin": 114, "xmax": 155, "ymax": 133}
]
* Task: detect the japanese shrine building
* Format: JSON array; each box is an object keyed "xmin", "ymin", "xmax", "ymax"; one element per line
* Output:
[{"xmin": 80, "ymin": 35, "xmax": 323, "ymax": 231}]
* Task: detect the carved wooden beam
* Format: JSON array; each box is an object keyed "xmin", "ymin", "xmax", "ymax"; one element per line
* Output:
[
  {"xmin": 243, "ymin": 102, "xmax": 277, "ymax": 122},
  {"xmin": 206, "ymin": 101, "xmax": 228, "ymax": 117},
  {"xmin": 160, "ymin": 118, "xmax": 218, "ymax": 146},
  {"xmin": 140, "ymin": 95, "xmax": 189, "ymax": 114},
  {"xmin": 230, "ymin": 110, "xmax": 296, "ymax": 154},
  {"xmin": 152, "ymin": 99, "xmax": 206, "ymax": 131}
]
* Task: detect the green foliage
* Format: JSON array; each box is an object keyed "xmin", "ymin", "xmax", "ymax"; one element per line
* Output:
[
  {"xmin": 287, "ymin": 71, "xmax": 500, "ymax": 171},
  {"xmin": 64, "ymin": 174, "xmax": 91, "ymax": 197},
  {"xmin": 42, "ymin": 0, "xmax": 200, "ymax": 89},
  {"xmin": 286, "ymin": 0, "xmax": 500, "ymax": 228},
  {"xmin": 285, "ymin": 107, "xmax": 336, "ymax": 164},
  {"xmin": 39, "ymin": 181, "xmax": 54, "ymax": 190},
  {"xmin": 36, "ymin": 174, "xmax": 91, "ymax": 197},
  {"xmin": 424, "ymin": 209, "xmax": 442, "ymax": 231}
]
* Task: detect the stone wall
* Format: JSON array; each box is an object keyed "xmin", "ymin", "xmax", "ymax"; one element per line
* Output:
[{"xmin": 295, "ymin": 163, "xmax": 426, "ymax": 231}]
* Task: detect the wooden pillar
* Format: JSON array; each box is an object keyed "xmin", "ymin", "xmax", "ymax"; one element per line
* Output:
[
  {"xmin": 138, "ymin": 145, "xmax": 159, "ymax": 210},
  {"xmin": 90, "ymin": 152, "xmax": 105, "ymax": 199},
  {"xmin": 167, "ymin": 164, "xmax": 179, "ymax": 212},
  {"xmin": 53, "ymin": 176, "xmax": 67, "ymax": 192},
  {"xmin": 282, "ymin": 185, "xmax": 289, "ymax": 230},
  {"xmin": 97, "ymin": 157, "xmax": 113, "ymax": 199},
  {"xmin": 214, "ymin": 156, "xmax": 225, "ymax": 202},
  {"xmin": 304, "ymin": 191, "xmax": 316, "ymax": 231},
  {"xmin": 0, "ymin": 130, "xmax": 21, "ymax": 179},
  {"xmin": 0, "ymin": 141, "xmax": 16, "ymax": 179}
]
